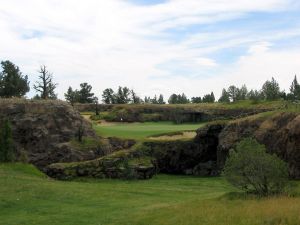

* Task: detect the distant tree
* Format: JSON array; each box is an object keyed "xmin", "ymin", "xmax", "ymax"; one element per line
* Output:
[
  {"xmin": 262, "ymin": 77, "xmax": 281, "ymax": 101},
  {"xmin": 151, "ymin": 95, "xmax": 158, "ymax": 104},
  {"xmin": 168, "ymin": 94, "xmax": 178, "ymax": 104},
  {"xmin": 227, "ymin": 85, "xmax": 238, "ymax": 102},
  {"xmin": 102, "ymin": 88, "xmax": 115, "ymax": 104},
  {"xmin": 180, "ymin": 93, "xmax": 190, "ymax": 104},
  {"xmin": 144, "ymin": 96, "xmax": 151, "ymax": 104},
  {"xmin": 78, "ymin": 83, "xmax": 94, "ymax": 103},
  {"xmin": 218, "ymin": 89, "xmax": 230, "ymax": 103},
  {"xmin": 211, "ymin": 92, "xmax": 215, "ymax": 102},
  {"xmin": 236, "ymin": 85, "xmax": 248, "ymax": 101},
  {"xmin": 168, "ymin": 93, "xmax": 189, "ymax": 104},
  {"xmin": 202, "ymin": 92, "xmax": 215, "ymax": 103},
  {"xmin": 131, "ymin": 90, "xmax": 141, "ymax": 104},
  {"xmin": 0, "ymin": 120, "xmax": 15, "ymax": 162},
  {"xmin": 0, "ymin": 60, "xmax": 30, "ymax": 98},
  {"xmin": 115, "ymin": 86, "xmax": 131, "ymax": 104},
  {"xmin": 289, "ymin": 75, "xmax": 300, "ymax": 100},
  {"xmin": 247, "ymin": 89, "xmax": 263, "ymax": 102},
  {"xmin": 64, "ymin": 87, "xmax": 79, "ymax": 105},
  {"xmin": 223, "ymin": 138, "xmax": 289, "ymax": 196},
  {"xmin": 158, "ymin": 94, "xmax": 165, "ymax": 104},
  {"xmin": 191, "ymin": 96, "xmax": 202, "ymax": 103},
  {"xmin": 33, "ymin": 65, "xmax": 57, "ymax": 99}
]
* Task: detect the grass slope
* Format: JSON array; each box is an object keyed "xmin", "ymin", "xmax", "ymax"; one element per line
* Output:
[
  {"xmin": 93, "ymin": 121, "xmax": 205, "ymax": 140},
  {"xmin": 1, "ymin": 163, "xmax": 300, "ymax": 225}
]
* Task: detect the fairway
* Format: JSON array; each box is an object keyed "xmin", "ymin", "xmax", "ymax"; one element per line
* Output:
[
  {"xmin": 93, "ymin": 121, "xmax": 205, "ymax": 140},
  {"xmin": 1, "ymin": 164, "xmax": 300, "ymax": 225}
]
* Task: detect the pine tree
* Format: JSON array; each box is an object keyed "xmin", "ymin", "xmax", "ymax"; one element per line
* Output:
[
  {"xmin": 262, "ymin": 77, "xmax": 281, "ymax": 101},
  {"xmin": 64, "ymin": 87, "xmax": 79, "ymax": 105},
  {"xmin": 158, "ymin": 94, "xmax": 165, "ymax": 104},
  {"xmin": 218, "ymin": 88, "xmax": 230, "ymax": 103},
  {"xmin": 0, "ymin": 60, "xmax": 30, "ymax": 97},
  {"xmin": 290, "ymin": 75, "xmax": 300, "ymax": 100}
]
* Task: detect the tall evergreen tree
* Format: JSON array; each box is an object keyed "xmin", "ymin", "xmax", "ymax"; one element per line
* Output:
[
  {"xmin": 78, "ymin": 83, "xmax": 94, "ymax": 103},
  {"xmin": 202, "ymin": 92, "xmax": 215, "ymax": 103},
  {"xmin": 131, "ymin": 90, "xmax": 141, "ymax": 104},
  {"xmin": 227, "ymin": 85, "xmax": 238, "ymax": 102},
  {"xmin": 151, "ymin": 95, "xmax": 158, "ymax": 104},
  {"xmin": 218, "ymin": 88, "xmax": 230, "ymax": 103},
  {"xmin": 144, "ymin": 96, "xmax": 151, "ymax": 104},
  {"xmin": 0, "ymin": 60, "xmax": 30, "ymax": 97},
  {"xmin": 115, "ymin": 86, "xmax": 131, "ymax": 104},
  {"xmin": 64, "ymin": 87, "xmax": 79, "ymax": 105},
  {"xmin": 102, "ymin": 88, "xmax": 115, "ymax": 104},
  {"xmin": 236, "ymin": 85, "xmax": 248, "ymax": 101},
  {"xmin": 158, "ymin": 94, "xmax": 165, "ymax": 104},
  {"xmin": 290, "ymin": 75, "xmax": 300, "ymax": 100},
  {"xmin": 262, "ymin": 77, "xmax": 281, "ymax": 100}
]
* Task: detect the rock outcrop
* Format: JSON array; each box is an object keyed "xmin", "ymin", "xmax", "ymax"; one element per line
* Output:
[
  {"xmin": 142, "ymin": 124, "xmax": 225, "ymax": 176},
  {"xmin": 46, "ymin": 149, "xmax": 156, "ymax": 180},
  {"xmin": 0, "ymin": 99, "xmax": 134, "ymax": 170},
  {"xmin": 217, "ymin": 112, "xmax": 300, "ymax": 179},
  {"xmin": 138, "ymin": 113, "xmax": 300, "ymax": 179}
]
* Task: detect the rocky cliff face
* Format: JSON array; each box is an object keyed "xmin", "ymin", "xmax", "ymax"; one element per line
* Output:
[
  {"xmin": 0, "ymin": 100, "xmax": 104, "ymax": 169},
  {"xmin": 142, "ymin": 124, "xmax": 225, "ymax": 176},
  {"xmin": 217, "ymin": 112, "xmax": 300, "ymax": 179},
  {"xmin": 47, "ymin": 112, "xmax": 300, "ymax": 180}
]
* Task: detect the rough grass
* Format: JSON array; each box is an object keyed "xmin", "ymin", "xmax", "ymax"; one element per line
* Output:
[
  {"xmin": 93, "ymin": 121, "xmax": 206, "ymax": 140},
  {"xmin": 1, "ymin": 163, "xmax": 300, "ymax": 225}
]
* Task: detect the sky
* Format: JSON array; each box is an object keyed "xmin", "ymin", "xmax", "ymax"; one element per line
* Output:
[{"xmin": 0, "ymin": 0, "xmax": 300, "ymax": 101}]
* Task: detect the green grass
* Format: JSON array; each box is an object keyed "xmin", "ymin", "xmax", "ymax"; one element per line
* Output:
[
  {"xmin": 93, "ymin": 121, "xmax": 205, "ymax": 140},
  {"xmin": 1, "ymin": 163, "xmax": 300, "ymax": 225}
]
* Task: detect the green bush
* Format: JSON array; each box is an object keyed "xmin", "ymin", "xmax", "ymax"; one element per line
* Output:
[
  {"xmin": 0, "ymin": 120, "xmax": 15, "ymax": 162},
  {"xmin": 223, "ymin": 138, "xmax": 289, "ymax": 196}
]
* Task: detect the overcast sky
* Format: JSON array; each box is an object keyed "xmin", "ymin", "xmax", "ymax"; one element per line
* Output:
[{"xmin": 1, "ymin": 0, "xmax": 300, "ymax": 100}]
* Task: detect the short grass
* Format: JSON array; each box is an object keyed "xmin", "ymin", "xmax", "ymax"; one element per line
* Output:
[
  {"xmin": 93, "ymin": 121, "xmax": 205, "ymax": 140},
  {"xmin": 1, "ymin": 163, "xmax": 300, "ymax": 225}
]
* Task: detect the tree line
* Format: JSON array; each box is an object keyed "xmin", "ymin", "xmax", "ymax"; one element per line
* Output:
[{"xmin": 1, "ymin": 60, "xmax": 300, "ymax": 104}]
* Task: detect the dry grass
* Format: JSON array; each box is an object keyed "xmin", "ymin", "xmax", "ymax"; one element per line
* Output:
[{"xmin": 132, "ymin": 196, "xmax": 300, "ymax": 225}]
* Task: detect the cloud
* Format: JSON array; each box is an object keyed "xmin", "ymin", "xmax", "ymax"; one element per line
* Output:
[{"xmin": 0, "ymin": 0, "xmax": 299, "ymax": 100}]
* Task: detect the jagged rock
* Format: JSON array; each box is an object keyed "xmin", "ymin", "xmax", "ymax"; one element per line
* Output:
[
  {"xmin": 0, "ymin": 99, "xmax": 100, "ymax": 169},
  {"xmin": 217, "ymin": 112, "xmax": 300, "ymax": 179},
  {"xmin": 142, "ymin": 125, "xmax": 223, "ymax": 176}
]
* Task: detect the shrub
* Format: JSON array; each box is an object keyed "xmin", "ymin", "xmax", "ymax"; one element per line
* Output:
[
  {"xmin": 223, "ymin": 138, "xmax": 289, "ymax": 196},
  {"xmin": 0, "ymin": 120, "xmax": 15, "ymax": 162}
]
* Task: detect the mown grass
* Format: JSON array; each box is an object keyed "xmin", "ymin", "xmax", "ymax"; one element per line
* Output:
[
  {"xmin": 1, "ymin": 163, "xmax": 300, "ymax": 225},
  {"xmin": 93, "ymin": 121, "xmax": 206, "ymax": 140}
]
